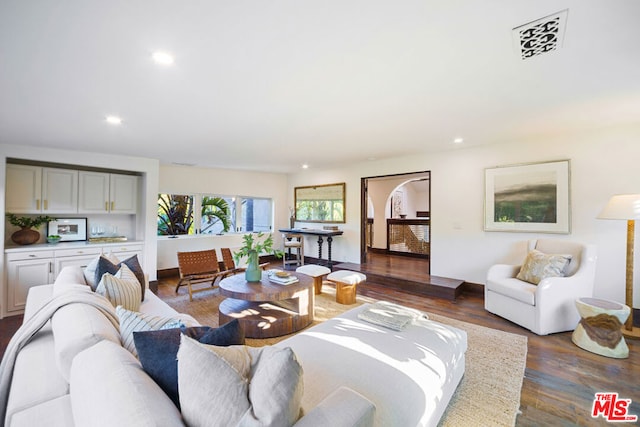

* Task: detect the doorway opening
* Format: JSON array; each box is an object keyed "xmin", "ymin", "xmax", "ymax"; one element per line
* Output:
[{"xmin": 360, "ymin": 171, "xmax": 430, "ymax": 273}]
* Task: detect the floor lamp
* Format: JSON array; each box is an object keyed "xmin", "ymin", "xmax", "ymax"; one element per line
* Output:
[{"xmin": 598, "ymin": 194, "xmax": 640, "ymax": 339}]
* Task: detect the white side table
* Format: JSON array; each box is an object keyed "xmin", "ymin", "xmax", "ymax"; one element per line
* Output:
[{"xmin": 571, "ymin": 297, "xmax": 630, "ymax": 359}]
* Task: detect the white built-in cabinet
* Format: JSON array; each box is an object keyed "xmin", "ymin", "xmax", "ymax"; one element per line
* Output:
[
  {"xmin": 6, "ymin": 164, "xmax": 138, "ymax": 215},
  {"xmin": 5, "ymin": 242, "xmax": 144, "ymax": 314},
  {"xmin": 78, "ymin": 171, "xmax": 138, "ymax": 214},
  {"xmin": 6, "ymin": 164, "xmax": 78, "ymax": 214}
]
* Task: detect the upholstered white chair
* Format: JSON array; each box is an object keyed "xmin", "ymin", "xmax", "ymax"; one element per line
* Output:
[{"xmin": 485, "ymin": 239, "xmax": 597, "ymax": 335}]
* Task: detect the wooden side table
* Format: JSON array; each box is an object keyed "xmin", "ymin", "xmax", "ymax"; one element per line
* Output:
[{"xmin": 571, "ymin": 297, "xmax": 630, "ymax": 359}]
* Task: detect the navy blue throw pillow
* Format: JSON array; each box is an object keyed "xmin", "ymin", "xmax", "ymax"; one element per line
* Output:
[{"xmin": 133, "ymin": 319, "xmax": 245, "ymax": 408}]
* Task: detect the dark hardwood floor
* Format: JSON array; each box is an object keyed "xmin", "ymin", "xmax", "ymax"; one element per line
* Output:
[{"xmin": 1, "ymin": 254, "xmax": 638, "ymax": 426}]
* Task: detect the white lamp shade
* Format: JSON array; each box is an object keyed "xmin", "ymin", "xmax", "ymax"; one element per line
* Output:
[{"xmin": 597, "ymin": 194, "xmax": 640, "ymax": 220}]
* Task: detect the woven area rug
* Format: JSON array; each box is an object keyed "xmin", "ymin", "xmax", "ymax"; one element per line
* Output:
[{"xmin": 157, "ymin": 283, "xmax": 528, "ymax": 427}]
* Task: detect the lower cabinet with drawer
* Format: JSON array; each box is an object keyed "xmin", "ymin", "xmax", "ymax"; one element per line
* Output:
[
  {"xmin": 5, "ymin": 242, "xmax": 144, "ymax": 315},
  {"xmin": 6, "ymin": 250, "xmax": 55, "ymax": 313}
]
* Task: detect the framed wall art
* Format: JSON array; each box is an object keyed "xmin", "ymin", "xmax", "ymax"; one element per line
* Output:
[
  {"xmin": 47, "ymin": 218, "xmax": 88, "ymax": 241},
  {"xmin": 484, "ymin": 160, "xmax": 570, "ymax": 233}
]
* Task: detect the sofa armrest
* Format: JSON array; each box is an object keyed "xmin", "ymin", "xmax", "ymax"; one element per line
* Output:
[{"xmin": 293, "ymin": 387, "xmax": 375, "ymax": 427}]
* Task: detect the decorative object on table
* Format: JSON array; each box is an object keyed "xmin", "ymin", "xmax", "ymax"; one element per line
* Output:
[
  {"xmin": 233, "ymin": 232, "xmax": 283, "ymax": 282},
  {"xmin": 571, "ymin": 297, "xmax": 630, "ymax": 358},
  {"xmin": 47, "ymin": 218, "xmax": 88, "ymax": 242},
  {"xmin": 6, "ymin": 213, "xmax": 57, "ymax": 245},
  {"xmin": 597, "ymin": 193, "xmax": 640, "ymax": 339},
  {"xmin": 484, "ymin": 159, "xmax": 571, "ymax": 233},
  {"xmin": 47, "ymin": 235, "xmax": 62, "ymax": 244},
  {"xmin": 268, "ymin": 271, "xmax": 300, "ymax": 286},
  {"xmin": 289, "ymin": 206, "xmax": 295, "ymax": 228}
]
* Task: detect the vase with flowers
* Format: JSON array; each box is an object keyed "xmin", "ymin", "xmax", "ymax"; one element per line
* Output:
[
  {"xmin": 6, "ymin": 213, "xmax": 57, "ymax": 245},
  {"xmin": 233, "ymin": 232, "xmax": 283, "ymax": 282}
]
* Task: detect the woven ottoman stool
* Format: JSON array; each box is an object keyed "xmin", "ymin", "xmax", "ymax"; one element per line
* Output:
[
  {"xmin": 296, "ymin": 264, "xmax": 331, "ymax": 295},
  {"xmin": 327, "ymin": 270, "xmax": 366, "ymax": 305}
]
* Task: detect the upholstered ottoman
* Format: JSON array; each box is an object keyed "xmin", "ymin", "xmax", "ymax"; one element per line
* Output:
[
  {"xmin": 326, "ymin": 270, "xmax": 366, "ymax": 304},
  {"xmin": 296, "ymin": 265, "xmax": 331, "ymax": 295}
]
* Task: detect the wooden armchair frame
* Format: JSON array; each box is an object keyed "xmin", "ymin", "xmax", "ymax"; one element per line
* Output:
[{"xmin": 176, "ymin": 249, "xmax": 230, "ymax": 301}]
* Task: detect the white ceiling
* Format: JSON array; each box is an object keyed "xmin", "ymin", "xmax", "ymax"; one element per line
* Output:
[{"xmin": 1, "ymin": 1, "xmax": 639, "ymax": 173}]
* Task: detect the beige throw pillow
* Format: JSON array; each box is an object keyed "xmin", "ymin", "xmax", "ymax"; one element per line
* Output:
[
  {"xmin": 96, "ymin": 264, "xmax": 141, "ymax": 311},
  {"xmin": 516, "ymin": 249, "xmax": 572, "ymax": 285}
]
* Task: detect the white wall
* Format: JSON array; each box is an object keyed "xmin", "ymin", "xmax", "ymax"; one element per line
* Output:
[
  {"xmin": 0, "ymin": 143, "xmax": 160, "ymax": 317},
  {"xmin": 157, "ymin": 164, "xmax": 288, "ymax": 270},
  {"xmin": 288, "ymin": 124, "xmax": 640, "ymax": 308}
]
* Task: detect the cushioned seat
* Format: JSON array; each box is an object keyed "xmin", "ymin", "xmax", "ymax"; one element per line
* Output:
[
  {"xmin": 326, "ymin": 270, "xmax": 366, "ymax": 305},
  {"xmin": 283, "ymin": 234, "xmax": 304, "ymax": 268},
  {"xmin": 296, "ymin": 265, "xmax": 331, "ymax": 295}
]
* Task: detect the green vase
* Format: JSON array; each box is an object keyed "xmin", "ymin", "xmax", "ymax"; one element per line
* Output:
[{"xmin": 245, "ymin": 251, "xmax": 262, "ymax": 282}]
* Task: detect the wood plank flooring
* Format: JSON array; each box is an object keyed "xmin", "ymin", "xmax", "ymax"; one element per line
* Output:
[{"xmin": 1, "ymin": 255, "xmax": 638, "ymax": 425}]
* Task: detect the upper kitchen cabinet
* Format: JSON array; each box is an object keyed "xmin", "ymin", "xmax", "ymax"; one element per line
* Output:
[
  {"xmin": 78, "ymin": 171, "xmax": 138, "ymax": 214},
  {"xmin": 6, "ymin": 164, "xmax": 78, "ymax": 214}
]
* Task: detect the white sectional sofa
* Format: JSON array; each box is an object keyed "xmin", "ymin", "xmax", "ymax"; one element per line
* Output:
[{"xmin": 2, "ymin": 265, "xmax": 467, "ymax": 427}]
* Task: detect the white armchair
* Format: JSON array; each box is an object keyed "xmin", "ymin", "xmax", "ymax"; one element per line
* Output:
[{"xmin": 485, "ymin": 239, "xmax": 597, "ymax": 335}]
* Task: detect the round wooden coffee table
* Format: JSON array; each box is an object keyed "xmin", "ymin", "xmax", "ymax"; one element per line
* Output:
[{"xmin": 218, "ymin": 272, "xmax": 314, "ymax": 338}]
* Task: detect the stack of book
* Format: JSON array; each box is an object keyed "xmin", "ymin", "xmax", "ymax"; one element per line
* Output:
[{"xmin": 269, "ymin": 274, "xmax": 299, "ymax": 285}]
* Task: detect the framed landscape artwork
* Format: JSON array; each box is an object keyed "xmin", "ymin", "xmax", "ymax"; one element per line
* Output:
[{"xmin": 484, "ymin": 160, "xmax": 570, "ymax": 233}]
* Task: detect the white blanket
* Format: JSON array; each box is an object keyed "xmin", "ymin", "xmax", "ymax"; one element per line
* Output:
[
  {"xmin": 0, "ymin": 290, "xmax": 119, "ymax": 424},
  {"xmin": 357, "ymin": 300, "xmax": 428, "ymax": 331}
]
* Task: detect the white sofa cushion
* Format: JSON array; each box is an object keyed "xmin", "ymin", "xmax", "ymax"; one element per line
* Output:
[
  {"xmin": 70, "ymin": 340, "xmax": 184, "ymax": 427},
  {"xmin": 51, "ymin": 287, "xmax": 121, "ymax": 382},
  {"xmin": 486, "ymin": 277, "xmax": 537, "ymax": 306},
  {"xmin": 5, "ymin": 328, "xmax": 70, "ymax": 427},
  {"xmin": 9, "ymin": 395, "xmax": 73, "ymax": 427}
]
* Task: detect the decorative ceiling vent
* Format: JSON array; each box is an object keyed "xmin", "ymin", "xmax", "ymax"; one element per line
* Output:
[{"xmin": 513, "ymin": 9, "xmax": 568, "ymax": 60}]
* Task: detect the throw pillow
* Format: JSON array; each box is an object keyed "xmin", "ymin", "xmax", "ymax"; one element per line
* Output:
[
  {"xmin": 177, "ymin": 337, "xmax": 304, "ymax": 427},
  {"xmin": 116, "ymin": 306, "xmax": 196, "ymax": 357},
  {"xmin": 245, "ymin": 345, "xmax": 304, "ymax": 426},
  {"xmin": 84, "ymin": 253, "xmax": 119, "ymax": 291},
  {"xmin": 516, "ymin": 249, "xmax": 572, "ymax": 285},
  {"xmin": 133, "ymin": 320, "xmax": 245, "ymax": 408},
  {"xmin": 95, "ymin": 264, "xmax": 142, "ymax": 311},
  {"xmin": 177, "ymin": 336, "xmax": 252, "ymax": 427},
  {"xmin": 95, "ymin": 254, "xmax": 146, "ymax": 301}
]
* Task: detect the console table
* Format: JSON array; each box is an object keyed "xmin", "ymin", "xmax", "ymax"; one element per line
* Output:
[
  {"xmin": 279, "ymin": 228, "xmax": 343, "ymax": 267},
  {"xmin": 218, "ymin": 272, "xmax": 314, "ymax": 338}
]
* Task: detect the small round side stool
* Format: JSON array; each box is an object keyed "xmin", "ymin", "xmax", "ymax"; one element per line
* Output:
[
  {"xmin": 326, "ymin": 270, "xmax": 366, "ymax": 305},
  {"xmin": 571, "ymin": 297, "xmax": 630, "ymax": 359},
  {"xmin": 296, "ymin": 264, "xmax": 331, "ymax": 295}
]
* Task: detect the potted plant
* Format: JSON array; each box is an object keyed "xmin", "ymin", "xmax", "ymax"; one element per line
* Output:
[
  {"xmin": 233, "ymin": 232, "xmax": 283, "ymax": 282},
  {"xmin": 6, "ymin": 213, "xmax": 57, "ymax": 245}
]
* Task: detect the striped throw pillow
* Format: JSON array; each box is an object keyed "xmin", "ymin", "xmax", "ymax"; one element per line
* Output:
[
  {"xmin": 116, "ymin": 306, "xmax": 193, "ymax": 357},
  {"xmin": 96, "ymin": 264, "xmax": 141, "ymax": 311}
]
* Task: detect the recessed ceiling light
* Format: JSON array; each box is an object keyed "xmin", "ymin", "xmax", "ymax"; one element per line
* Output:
[
  {"xmin": 105, "ymin": 115, "xmax": 122, "ymax": 125},
  {"xmin": 301, "ymin": 164, "xmax": 309, "ymax": 169},
  {"xmin": 453, "ymin": 137, "xmax": 464, "ymax": 144},
  {"xmin": 152, "ymin": 51, "xmax": 174, "ymax": 65}
]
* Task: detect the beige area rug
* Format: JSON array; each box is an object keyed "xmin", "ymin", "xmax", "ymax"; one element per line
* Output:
[{"xmin": 157, "ymin": 283, "xmax": 528, "ymax": 427}]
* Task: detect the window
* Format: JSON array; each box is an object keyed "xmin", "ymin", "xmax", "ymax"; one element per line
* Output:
[
  {"xmin": 157, "ymin": 194, "xmax": 195, "ymax": 235},
  {"xmin": 158, "ymin": 193, "xmax": 273, "ymax": 236}
]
